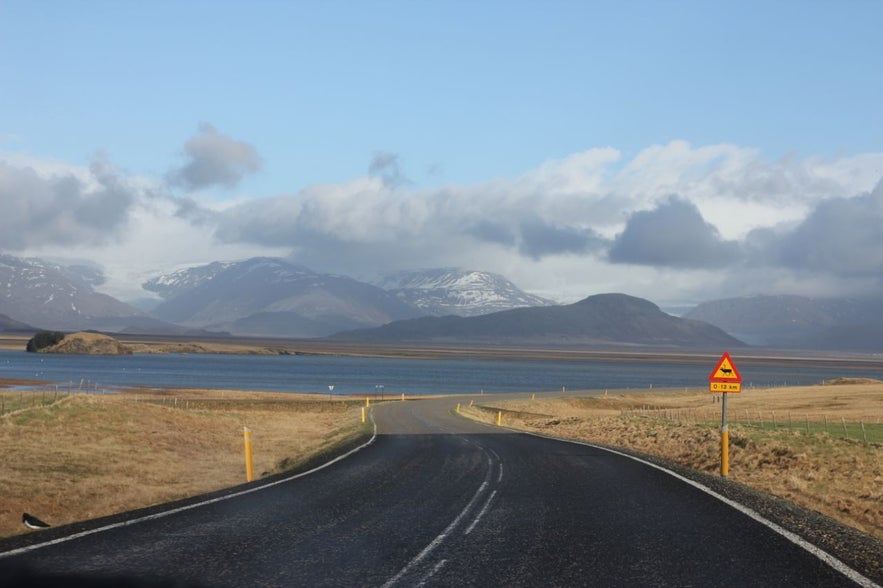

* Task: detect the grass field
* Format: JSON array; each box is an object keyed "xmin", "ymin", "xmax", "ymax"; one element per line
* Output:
[
  {"xmin": 0, "ymin": 386, "xmax": 367, "ymax": 538},
  {"xmin": 462, "ymin": 380, "xmax": 883, "ymax": 540}
]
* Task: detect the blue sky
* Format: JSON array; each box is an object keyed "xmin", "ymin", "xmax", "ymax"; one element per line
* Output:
[{"xmin": 1, "ymin": 1, "xmax": 882, "ymax": 307}]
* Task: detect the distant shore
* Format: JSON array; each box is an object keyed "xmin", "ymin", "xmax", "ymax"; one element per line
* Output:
[{"xmin": 3, "ymin": 332, "xmax": 883, "ymax": 371}]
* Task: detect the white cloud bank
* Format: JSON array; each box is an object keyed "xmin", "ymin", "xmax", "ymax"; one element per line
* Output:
[{"xmin": 3, "ymin": 138, "xmax": 883, "ymax": 307}]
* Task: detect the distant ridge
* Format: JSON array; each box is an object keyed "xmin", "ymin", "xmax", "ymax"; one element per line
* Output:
[
  {"xmin": 0, "ymin": 312, "xmax": 34, "ymax": 332},
  {"xmin": 685, "ymin": 294, "xmax": 883, "ymax": 351},
  {"xmin": 331, "ymin": 293, "xmax": 745, "ymax": 348}
]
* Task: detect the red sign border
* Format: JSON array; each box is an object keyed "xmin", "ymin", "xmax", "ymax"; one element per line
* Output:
[{"xmin": 709, "ymin": 351, "xmax": 742, "ymax": 383}]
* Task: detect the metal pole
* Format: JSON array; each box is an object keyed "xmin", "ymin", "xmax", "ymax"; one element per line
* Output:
[{"xmin": 720, "ymin": 392, "xmax": 729, "ymax": 477}]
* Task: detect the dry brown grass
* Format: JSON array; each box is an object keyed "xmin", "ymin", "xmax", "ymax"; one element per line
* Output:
[
  {"xmin": 464, "ymin": 382, "xmax": 883, "ymax": 539},
  {"xmin": 124, "ymin": 342, "xmax": 289, "ymax": 355},
  {"xmin": 0, "ymin": 388, "xmax": 365, "ymax": 538}
]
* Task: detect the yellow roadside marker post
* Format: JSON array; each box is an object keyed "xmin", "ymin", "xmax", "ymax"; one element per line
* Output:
[
  {"xmin": 497, "ymin": 411, "xmax": 502, "ymax": 426},
  {"xmin": 361, "ymin": 407, "xmax": 366, "ymax": 423},
  {"xmin": 243, "ymin": 427, "xmax": 254, "ymax": 482},
  {"xmin": 456, "ymin": 403, "xmax": 460, "ymax": 413}
]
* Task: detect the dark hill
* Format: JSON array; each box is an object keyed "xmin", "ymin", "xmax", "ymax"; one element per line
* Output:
[{"xmin": 331, "ymin": 293, "xmax": 745, "ymax": 348}]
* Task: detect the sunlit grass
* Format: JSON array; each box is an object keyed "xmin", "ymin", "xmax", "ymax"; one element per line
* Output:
[{"xmin": 0, "ymin": 389, "xmax": 366, "ymax": 538}]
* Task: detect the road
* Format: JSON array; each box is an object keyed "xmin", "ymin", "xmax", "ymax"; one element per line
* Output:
[{"xmin": 0, "ymin": 396, "xmax": 876, "ymax": 587}]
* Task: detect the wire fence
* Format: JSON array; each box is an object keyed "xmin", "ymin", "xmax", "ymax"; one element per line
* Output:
[{"xmin": 620, "ymin": 405, "xmax": 882, "ymax": 444}]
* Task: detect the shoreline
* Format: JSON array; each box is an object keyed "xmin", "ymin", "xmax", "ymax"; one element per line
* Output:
[{"xmin": 3, "ymin": 333, "xmax": 883, "ymax": 367}]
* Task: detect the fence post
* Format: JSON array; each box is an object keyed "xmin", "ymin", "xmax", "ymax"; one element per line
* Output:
[
  {"xmin": 841, "ymin": 417, "xmax": 849, "ymax": 440},
  {"xmin": 860, "ymin": 421, "xmax": 868, "ymax": 444}
]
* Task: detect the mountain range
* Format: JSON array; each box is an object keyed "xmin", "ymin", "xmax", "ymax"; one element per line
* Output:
[
  {"xmin": 1, "ymin": 252, "xmax": 882, "ymax": 352},
  {"xmin": 331, "ymin": 293, "xmax": 744, "ymax": 348}
]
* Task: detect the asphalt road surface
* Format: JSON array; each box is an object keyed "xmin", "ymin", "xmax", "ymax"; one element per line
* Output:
[{"xmin": 0, "ymin": 396, "xmax": 877, "ymax": 587}]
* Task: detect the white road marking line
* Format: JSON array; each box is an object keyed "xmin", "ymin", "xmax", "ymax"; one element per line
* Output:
[
  {"xmin": 381, "ymin": 481, "xmax": 489, "ymax": 588},
  {"xmin": 485, "ymin": 448, "xmax": 504, "ymax": 483},
  {"xmin": 416, "ymin": 559, "xmax": 448, "ymax": 587},
  {"xmin": 464, "ymin": 490, "xmax": 497, "ymax": 535},
  {"xmin": 382, "ymin": 444, "xmax": 497, "ymax": 588}
]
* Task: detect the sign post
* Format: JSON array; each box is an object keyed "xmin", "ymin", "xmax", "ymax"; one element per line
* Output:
[{"xmin": 708, "ymin": 352, "xmax": 742, "ymax": 477}]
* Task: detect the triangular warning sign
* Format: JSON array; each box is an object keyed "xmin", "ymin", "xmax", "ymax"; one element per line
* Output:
[{"xmin": 709, "ymin": 351, "xmax": 742, "ymax": 382}]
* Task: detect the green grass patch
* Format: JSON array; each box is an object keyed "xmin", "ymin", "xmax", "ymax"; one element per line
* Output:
[
  {"xmin": 729, "ymin": 419, "xmax": 883, "ymax": 444},
  {"xmin": 0, "ymin": 390, "xmax": 69, "ymax": 416}
]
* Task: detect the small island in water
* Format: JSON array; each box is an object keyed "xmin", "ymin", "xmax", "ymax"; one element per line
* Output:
[{"xmin": 26, "ymin": 331, "xmax": 132, "ymax": 355}]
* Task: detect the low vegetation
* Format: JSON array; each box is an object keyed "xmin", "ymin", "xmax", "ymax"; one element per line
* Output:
[
  {"xmin": 25, "ymin": 331, "xmax": 65, "ymax": 352},
  {"xmin": 462, "ymin": 381, "xmax": 882, "ymax": 539},
  {"xmin": 0, "ymin": 386, "xmax": 366, "ymax": 538}
]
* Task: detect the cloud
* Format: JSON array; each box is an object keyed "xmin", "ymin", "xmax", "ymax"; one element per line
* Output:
[
  {"xmin": 368, "ymin": 151, "xmax": 410, "ymax": 188},
  {"xmin": 210, "ymin": 141, "xmax": 883, "ymax": 304},
  {"xmin": 517, "ymin": 219, "xmax": 608, "ymax": 259},
  {"xmin": 608, "ymin": 196, "xmax": 740, "ymax": 268},
  {"xmin": 467, "ymin": 220, "xmax": 516, "ymax": 247},
  {"xmin": 167, "ymin": 123, "xmax": 261, "ymax": 191},
  {"xmin": 754, "ymin": 179, "xmax": 883, "ymax": 279},
  {"xmin": 8, "ymin": 140, "xmax": 883, "ymax": 306},
  {"xmin": 0, "ymin": 158, "xmax": 137, "ymax": 249}
]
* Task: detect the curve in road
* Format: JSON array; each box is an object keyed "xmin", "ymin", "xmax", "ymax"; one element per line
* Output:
[{"xmin": 0, "ymin": 395, "xmax": 878, "ymax": 587}]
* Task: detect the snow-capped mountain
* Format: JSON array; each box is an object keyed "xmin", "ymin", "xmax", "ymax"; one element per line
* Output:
[
  {"xmin": 142, "ymin": 261, "xmax": 235, "ymax": 300},
  {"xmin": 0, "ymin": 254, "xmax": 154, "ymax": 331},
  {"xmin": 376, "ymin": 268, "xmax": 556, "ymax": 317},
  {"xmin": 144, "ymin": 257, "xmax": 421, "ymax": 337}
]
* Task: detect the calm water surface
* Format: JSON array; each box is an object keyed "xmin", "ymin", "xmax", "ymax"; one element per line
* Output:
[{"xmin": 2, "ymin": 349, "xmax": 882, "ymax": 396}]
